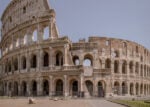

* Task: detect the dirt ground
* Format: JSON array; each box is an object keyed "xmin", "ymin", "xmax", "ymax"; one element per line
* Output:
[{"xmin": 0, "ymin": 98, "xmax": 124, "ymax": 107}]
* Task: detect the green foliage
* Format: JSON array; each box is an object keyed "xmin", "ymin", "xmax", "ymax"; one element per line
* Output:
[{"xmin": 111, "ymin": 100, "xmax": 150, "ymax": 107}]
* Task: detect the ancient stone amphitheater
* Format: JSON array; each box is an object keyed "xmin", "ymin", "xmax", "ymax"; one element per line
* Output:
[{"xmin": 0, "ymin": 0, "xmax": 150, "ymax": 98}]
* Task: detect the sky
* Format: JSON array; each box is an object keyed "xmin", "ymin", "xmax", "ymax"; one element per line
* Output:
[{"xmin": 0, "ymin": 0, "xmax": 150, "ymax": 49}]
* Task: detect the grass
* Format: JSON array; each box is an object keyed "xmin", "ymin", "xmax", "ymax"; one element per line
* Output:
[{"xmin": 110, "ymin": 100, "xmax": 150, "ymax": 107}]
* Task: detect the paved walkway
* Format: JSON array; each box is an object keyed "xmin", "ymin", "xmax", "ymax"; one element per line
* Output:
[
  {"xmin": 0, "ymin": 98, "xmax": 125, "ymax": 107},
  {"xmin": 86, "ymin": 99, "xmax": 125, "ymax": 107}
]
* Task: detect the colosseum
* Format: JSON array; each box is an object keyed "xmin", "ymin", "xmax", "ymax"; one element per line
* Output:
[{"xmin": 0, "ymin": 0, "xmax": 150, "ymax": 98}]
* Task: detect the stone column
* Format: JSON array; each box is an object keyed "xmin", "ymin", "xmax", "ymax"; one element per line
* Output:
[
  {"xmin": 64, "ymin": 75, "xmax": 68, "ymax": 97},
  {"xmin": 27, "ymin": 81, "xmax": 31, "ymax": 96},
  {"xmin": 18, "ymin": 82, "xmax": 21, "ymax": 96},
  {"xmin": 37, "ymin": 24, "xmax": 43, "ymax": 42},
  {"xmin": 133, "ymin": 62, "xmax": 136, "ymax": 76},
  {"xmin": 49, "ymin": 47, "xmax": 53, "ymax": 68},
  {"xmin": 111, "ymin": 60, "xmax": 114, "ymax": 74},
  {"xmin": 105, "ymin": 80, "xmax": 112, "ymax": 98},
  {"xmin": 26, "ymin": 52, "xmax": 30, "ymax": 72},
  {"xmin": 93, "ymin": 50, "xmax": 99, "ymax": 69},
  {"xmin": 119, "ymin": 61, "xmax": 122, "ymax": 74},
  {"xmin": 63, "ymin": 44, "xmax": 69, "ymax": 66},
  {"xmin": 80, "ymin": 73, "xmax": 84, "ymax": 93},
  {"xmin": 49, "ymin": 75, "xmax": 53, "ymax": 96},
  {"xmin": 37, "ymin": 78, "xmax": 43, "ymax": 96},
  {"xmin": 37, "ymin": 49, "xmax": 43, "ymax": 71},
  {"xmin": 27, "ymin": 31, "xmax": 32, "ymax": 45}
]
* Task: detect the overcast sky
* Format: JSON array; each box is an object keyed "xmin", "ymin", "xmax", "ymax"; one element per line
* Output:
[{"xmin": 0, "ymin": 0, "xmax": 150, "ymax": 49}]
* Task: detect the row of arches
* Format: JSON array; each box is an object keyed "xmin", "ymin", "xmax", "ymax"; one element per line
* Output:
[
  {"xmin": 3, "ymin": 26, "xmax": 50, "ymax": 56},
  {"xmin": 4, "ymin": 51, "xmax": 64, "ymax": 73},
  {"xmin": 2, "ymin": 79, "xmax": 106, "ymax": 97},
  {"xmin": 113, "ymin": 81, "xmax": 150, "ymax": 96}
]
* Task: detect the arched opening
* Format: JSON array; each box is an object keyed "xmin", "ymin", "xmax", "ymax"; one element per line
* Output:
[
  {"xmin": 22, "ymin": 56, "xmax": 26, "ymax": 70},
  {"xmin": 56, "ymin": 52, "xmax": 63, "ymax": 66},
  {"xmin": 14, "ymin": 82, "xmax": 18, "ymax": 96},
  {"xmin": 140, "ymin": 84, "xmax": 143, "ymax": 95},
  {"xmin": 8, "ymin": 82, "xmax": 12, "ymax": 96},
  {"xmin": 129, "ymin": 61, "xmax": 133, "ymax": 74},
  {"xmin": 43, "ymin": 80, "xmax": 49, "ymax": 96},
  {"xmin": 144, "ymin": 84, "xmax": 146, "ymax": 95},
  {"xmin": 141, "ymin": 65, "xmax": 143, "ymax": 76},
  {"xmin": 43, "ymin": 26, "xmax": 49, "ymax": 40},
  {"xmin": 73, "ymin": 56, "xmax": 80, "ymax": 66},
  {"xmin": 105, "ymin": 59, "xmax": 111, "ymax": 68},
  {"xmin": 97, "ymin": 81, "xmax": 105, "ymax": 97},
  {"xmin": 32, "ymin": 30, "xmax": 37, "ymax": 42},
  {"xmin": 31, "ymin": 80, "xmax": 37, "ymax": 96},
  {"xmin": 122, "ymin": 60, "xmax": 127, "ymax": 74},
  {"xmin": 114, "ymin": 50, "xmax": 119, "ymax": 57},
  {"xmin": 14, "ymin": 58, "xmax": 18, "ymax": 71},
  {"xmin": 21, "ymin": 81, "xmax": 27, "ymax": 96},
  {"xmin": 83, "ymin": 54, "xmax": 93, "ymax": 67},
  {"xmin": 43, "ymin": 52, "xmax": 49, "ymax": 67},
  {"xmin": 144, "ymin": 65, "xmax": 146, "ymax": 77},
  {"xmin": 135, "ymin": 62, "xmax": 139, "ymax": 75},
  {"xmin": 31, "ymin": 54, "xmax": 37, "ymax": 68},
  {"xmin": 55, "ymin": 79, "xmax": 63, "ymax": 96},
  {"xmin": 136, "ymin": 83, "xmax": 139, "ymax": 95},
  {"xmin": 114, "ymin": 81, "xmax": 120, "ymax": 95},
  {"xmin": 70, "ymin": 80, "xmax": 78, "ymax": 96},
  {"xmin": 122, "ymin": 82, "xmax": 127, "ymax": 95},
  {"xmin": 24, "ymin": 35, "xmax": 27, "ymax": 45},
  {"xmin": 85, "ymin": 80, "xmax": 93, "ymax": 96},
  {"xmin": 114, "ymin": 60, "xmax": 119, "ymax": 73},
  {"xmin": 130, "ymin": 83, "xmax": 134, "ymax": 95}
]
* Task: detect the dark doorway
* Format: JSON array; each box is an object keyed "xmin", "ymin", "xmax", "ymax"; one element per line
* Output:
[
  {"xmin": 98, "ymin": 81, "xmax": 105, "ymax": 97},
  {"xmin": 55, "ymin": 79, "xmax": 63, "ymax": 96}
]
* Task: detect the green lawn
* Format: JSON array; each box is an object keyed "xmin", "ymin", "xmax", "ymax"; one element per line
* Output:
[{"xmin": 110, "ymin": 100, "xmax": 150, "ymax": 107}]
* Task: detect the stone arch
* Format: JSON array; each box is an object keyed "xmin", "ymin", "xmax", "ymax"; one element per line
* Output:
[
  {"xmin": 21, "ymin": 56, "xmax": 26, "ymax": 70},
  {"xmin": 129, "ymin": 61, "xmax": 134, "ymax": 74},
  {"xmin": 114, "ymin": 50, "xmax": 119, "ymax": 57},
  {"xmin": 14, "ymin": 81, "xmax": 18, "ymax": 96},
  {"xmin": 130, "ymin": 83, "xmax": 134, "ymax": 95},
  {"xmin": 43, "ymin": 26, "xmax": 49, "ymax": 40},
  {"xmin": 32, "ymin": 29, "xmax": 37, "ymax": 42},
  {"xmin": 31, "ymin": 80, "xmax": 37, "ymax": 96},
  {"xmin": 85, "ymin": 80, "xmax": 93, "ymax": 96},
  {"xmin": 73, "ymin": 56, "xmax": 80, "ymax": 66},
  {"xmin": 97, "ymin": 80, "xmax": 106, "ymax": 97},
  {"xmin": 69, "ymin": 79, "xmax": 79, "ymax": 96},
  {"xmin": 21, "ymin": 81, "xmax": 27, "ymax": 96},
  {"xmin": 55, "ymin": 51, "xmax": 63, "ymax": 66},
  {"xmin": 122, "ymin": 82, "xmax": 127, "ymax": 95},
  {"xmin": 13, "ymin": 58, "xmax": 18, "ymax": 71},
  {"xmin": 114, "ymin": 60, "xmax": 119, "ymax": 73},
  {"xmin": 141, "ymin": 65, "xmax": 143, "ymax": 76},
  {"xmin": 55, "ymin": 79, "xmax": 63, "ymax": 96},
  {"xmin": 31, "ymin": 54, "xmax": 37, "ymax": 68},
  {"xmin": 43, "ymin": 79, "xmax": 49, "ymax": 96},
  {"xmin": 83, "ymin": 54, "xmax": 93, "ymax": 66},
  {"xmin": 135, "ymin": 62, "xmax": 139, "ymax": 75},
  {"xmin": 122, "ymin": 60, "xmax": 127, "ymax": 74},
  {"xmin": 24, "ymin": 34, "xmax": 27, "ymax": 45},
  {"xmin": 135, "ymin": 83, "xmax": 139, "ymax": 95},
  {"xmin": 114, "ymin": 81, "xmax": 120, "ymax": 95},
  {"xmin": 144, "ymin": 65, "xmax": 146, "ymax": 77},
  {"xmin": 140, "ymin": 84, "xmax": 143, "ymax": 95},
  {"xmin": 43, "ymin": 51, "xmax": 49, "ymax": 67},
  {"xmin": 105, "ymin": 58, "xmax": 111, "ymax": 69}
]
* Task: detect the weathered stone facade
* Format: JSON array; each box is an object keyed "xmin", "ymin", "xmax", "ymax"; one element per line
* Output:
[{"xmin": 0, "ymin": 0, "xmax": 150, "ymax": 98}]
